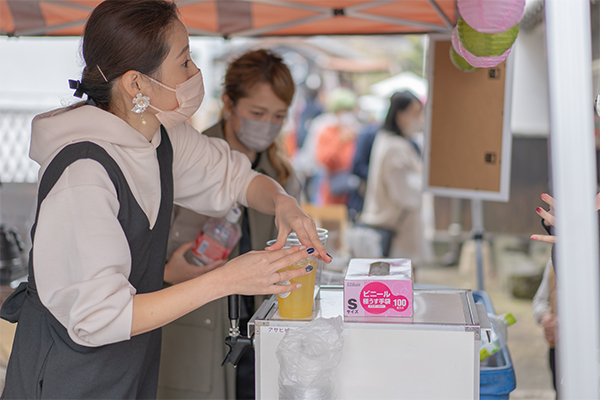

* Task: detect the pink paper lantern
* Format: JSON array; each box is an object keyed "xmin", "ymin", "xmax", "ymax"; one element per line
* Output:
[
  {"xmin": 458, "ymin": 0, "xmax": 525, "ymax": 33},
  {"xmin": 452, "ymin": 26, "xmax": 510, "ymax": 69}
]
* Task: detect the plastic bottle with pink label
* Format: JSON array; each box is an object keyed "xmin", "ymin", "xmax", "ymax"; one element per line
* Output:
[{"xmin": 192, "ymin": 207, "xmax": 242, "ymax": 266}]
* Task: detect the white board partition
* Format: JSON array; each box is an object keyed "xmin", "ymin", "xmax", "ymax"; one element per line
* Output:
[{"xmin": 423, "ymin": 35, "xmax": 514, "ymax": 202}]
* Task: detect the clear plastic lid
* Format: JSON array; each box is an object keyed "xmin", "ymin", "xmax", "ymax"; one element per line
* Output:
[
  {"xmin": 287, "ymin": 228, "xmax": 328, "ymax": 241},
  {"xmin": 225, "ymin": 207, "xmax": 242, "ymax": 224},
  {"xmin": 266, "ymin": 228, "xmax": 328, "ymax": 248}
]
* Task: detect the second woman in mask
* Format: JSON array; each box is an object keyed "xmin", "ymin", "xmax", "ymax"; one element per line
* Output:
[{"xmin": 157, "ymin": 49, "xmax": 301, "ymax": 400}]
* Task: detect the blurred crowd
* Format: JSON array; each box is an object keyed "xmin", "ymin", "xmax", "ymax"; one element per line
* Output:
[{"xmin": 276, "ymin": 78, "xmax": 432, "ymax": 266}]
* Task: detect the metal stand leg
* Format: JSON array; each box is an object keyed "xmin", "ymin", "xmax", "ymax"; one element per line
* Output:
[
  {"xmin": 442, "ymin": 197, "xmax": 463, "ymax": 266},
  {"xmin": 471, "ymin": 199, "xmax": 485, "ymax": 291}
]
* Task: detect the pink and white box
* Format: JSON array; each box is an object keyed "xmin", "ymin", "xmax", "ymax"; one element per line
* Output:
[{"xmin": 344, "ymin": 258, "xmax": 413, "ymax": 320}]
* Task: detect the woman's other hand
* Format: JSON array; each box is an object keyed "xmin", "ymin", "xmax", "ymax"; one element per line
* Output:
[
  {"xmin": 541, "ymin": 312, "xmax": 558, "ymax": 344},
  {"xmin": 164, "ymin": 241, "xmax": 226, "ymax": 284},
  {"xmin": 266, "ymin": 194, "xmax": 330, "ymax": 263},
  {"xmin": 530, "ymin": 233, "xmax": 556, "ymax": 243},
  {"xmin": 531, "ymin": 192, "xmax": 600, "ymax": 243},
  {"xmin": 531, "ymin": 193, "xmax": 556, "ymax": 243},
  {"xmin": 537, "ymin": 193, "xmax": 556, "ymax": 228},
  {"xmin": 216, "ymin": 245, "xmax": 316, "ymax": 296}
]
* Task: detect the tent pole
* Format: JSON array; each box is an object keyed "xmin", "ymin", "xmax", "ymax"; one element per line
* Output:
[
  {"xmin": 545, "ymin": 0, "xmax": 600, "ymax": 397},
  {"xmin": 427, "ymin": 0, "xmax": 454, "ymax": 29}
]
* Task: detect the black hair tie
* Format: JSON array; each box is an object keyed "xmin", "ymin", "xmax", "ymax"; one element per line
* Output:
[{"xmin": 69, "ymin": 79, "xmax": 86, "ymax": 98}]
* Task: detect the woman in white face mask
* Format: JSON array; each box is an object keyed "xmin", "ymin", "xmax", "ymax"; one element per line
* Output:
[
  {"xmin": 159, "ymin": 49, "xmax": 302, "ymax": 400},
  {"xmin": 359, "ymin": 91, "xmax": 427, "ymax": 268},
  {"xmin": 0, "ymin": 3, "xmax": 328, "ymax": 399}
]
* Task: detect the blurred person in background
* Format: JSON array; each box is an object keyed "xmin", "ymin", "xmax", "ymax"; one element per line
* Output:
[
  {"xmin": 291, "ymin": 88, "xmax": 343, "ymax": 204},
  {"xmin": 315, "ymin": 87, "xmax": 361, "ymax": 206},
  {"xmin": 359, "ymin": 91, "xmax": 426, "ymax": 263},
  {"xmin": 295, "ymin": 80, "xmax": 324, "ymax": 151},
  {"xmin": 347, "ymin": 106, "xmax": 382, "ymax": 220},
  {"xmin": 532, "ymin": 258, "xmax": 558, "ymax": 392},
  {"xmin": 530, "ymin": 192, "xmax": 600, "ymax": 397},
  {"xmin": 158, "ymin": 49, "xmax": 302, "ymax": 400}
]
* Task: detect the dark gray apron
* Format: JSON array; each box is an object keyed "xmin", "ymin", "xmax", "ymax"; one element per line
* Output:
[{"xmin": 0, "ymin": 126, "xmax": 173, "ymax": 399}]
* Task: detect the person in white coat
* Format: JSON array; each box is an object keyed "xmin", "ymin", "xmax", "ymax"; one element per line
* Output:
[{"xmin": 359, "ymin": 91, "xmax": 426, "ymax": 265}]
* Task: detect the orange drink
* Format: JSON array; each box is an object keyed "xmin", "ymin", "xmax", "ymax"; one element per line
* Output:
[
  {"xmin": 267, "ymin": 228, "xmax": 327, "ymax": 319},
  {"xmin": 276, "ymin": 258, "xmax": 318, "ymax": 319}
]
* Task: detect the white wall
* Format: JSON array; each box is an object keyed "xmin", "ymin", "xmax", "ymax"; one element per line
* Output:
[
  {"xmin": 510, "ymin": 23, "xmax": 551, "ymax": 137},
  {"xmin": 0, "ymin": 36, "xmax": 224, "ymax": 183},
  {"xmin": 0, "ymin": 36, "xmax": 223, "ymax": 112},
  {"xmin": 0, "ymin": 36, "xmax": 83, "ymax": 110}
]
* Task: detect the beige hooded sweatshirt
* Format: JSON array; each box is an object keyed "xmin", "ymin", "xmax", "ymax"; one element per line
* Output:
[{"xmin": 29, "ymin": 105, "xmax": 259, "ymax": 347}]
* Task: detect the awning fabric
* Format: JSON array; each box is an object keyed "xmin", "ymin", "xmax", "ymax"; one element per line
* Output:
[{"xmin": 1, "ymin": 0, "xmax": 457, "ymax": 38}]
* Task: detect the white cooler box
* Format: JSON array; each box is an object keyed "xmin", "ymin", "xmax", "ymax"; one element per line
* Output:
[{"xmin": 249, "ymin": 286, "xmax": 491, "ymax": 400}]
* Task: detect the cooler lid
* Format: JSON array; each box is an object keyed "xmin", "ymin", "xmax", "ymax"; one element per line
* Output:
[{"xmin": 249, "ymin": 287, "xmax": 483, "ymax": 337}]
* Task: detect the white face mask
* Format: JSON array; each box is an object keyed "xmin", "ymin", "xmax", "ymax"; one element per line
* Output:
[
  {"xmin": 147, "ymin": 70, "xmax": 204, "ymax": 129},
  {"xmin": 231, "ymin": 106, "xmax": 282, "ymax": 152},
  {"xmin": 402, "ymin": 119, "xmax": 423, "ymax": 138}
]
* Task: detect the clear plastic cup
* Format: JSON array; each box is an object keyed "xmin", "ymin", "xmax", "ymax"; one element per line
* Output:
[{"xmin": 267, "ymin": 228, "xmax": 328, "ymax": 319}]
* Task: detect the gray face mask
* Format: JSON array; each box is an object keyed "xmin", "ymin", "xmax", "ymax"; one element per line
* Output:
[{"xmin": 231, "ymin": 107, "xmax": 282, "ymax": 152}]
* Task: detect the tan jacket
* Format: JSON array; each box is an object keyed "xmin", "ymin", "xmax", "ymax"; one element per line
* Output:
[
  {"xmin": 157, "ymin": 121, "xmax": 301, "ymax": 400},
  {"xmin": 359, "ymin": 130, "xmax": 426, "ymax": 263}
]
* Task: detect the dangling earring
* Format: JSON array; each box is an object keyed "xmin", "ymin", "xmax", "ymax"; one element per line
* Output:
[{"xmin": 131, "ymin": 93, "xmax": 150, "ymax": 125}]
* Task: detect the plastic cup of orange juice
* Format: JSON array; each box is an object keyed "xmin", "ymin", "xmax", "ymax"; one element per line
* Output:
[{"xmin": 267, "ymin": 229, "xmax": 327, "ymax": 319}]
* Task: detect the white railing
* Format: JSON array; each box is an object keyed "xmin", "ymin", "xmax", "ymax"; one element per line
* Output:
[{"xmin": 0, "ymin": 110, "xmax": 41, "ymax": 183}]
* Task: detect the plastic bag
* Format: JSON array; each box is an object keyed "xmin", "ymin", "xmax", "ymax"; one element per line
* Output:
[
  {"xmin": 480, "ymin": 312, "xmax": 516, "ymax": 361},
  {"xmin": 276, "ymin": 316, "xmax": 345, "ymax": 399},
  {"xmin": 344, "ymin": 225, "xmax": 383, "ymax": 258}
]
